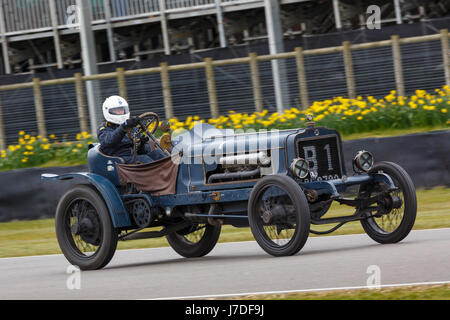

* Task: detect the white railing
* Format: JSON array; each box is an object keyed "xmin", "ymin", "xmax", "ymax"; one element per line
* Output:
[
  {"xmin": 2, "ymin": 0, "xmax": 52, "ymax": 32},
  {"xmin": 110, "ymin": 0, "xmax": 159, "ymax": 18},
  {"xmin": 55, "ymin": 0, "xmax": 105, "ymax": 25},
  {"xmin": 165, "ymin": 0, "xmax": 215, "ymax": 10},
  {"xmin": 0, "ymin": 0, "xmax": 251, "ymax": 33}
]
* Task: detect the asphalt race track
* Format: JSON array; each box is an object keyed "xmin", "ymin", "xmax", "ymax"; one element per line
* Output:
[{"xmin": 0, "ymin": 228, "xmax": 449, "ymax": 300}]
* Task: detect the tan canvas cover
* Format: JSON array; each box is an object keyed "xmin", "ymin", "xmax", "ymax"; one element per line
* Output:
[{"xmin": 116, "ymin": 153, "xmax": 180, "ymax": 195}]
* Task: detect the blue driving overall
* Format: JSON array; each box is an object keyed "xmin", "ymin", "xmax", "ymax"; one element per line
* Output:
[{"xmin": 97, "ymin": 121, "xmax": 166, "ymax": 164}]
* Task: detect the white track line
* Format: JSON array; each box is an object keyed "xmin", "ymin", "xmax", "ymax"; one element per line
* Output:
[{"xmin": 149, "ymin": 280, "xmax": 450, "ymax": 300}]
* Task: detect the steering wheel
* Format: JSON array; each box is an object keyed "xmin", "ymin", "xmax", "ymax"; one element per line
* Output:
[
  {"xmin": 131, "ymin": 112, "xmax": 170, "ymax": 160},
  {"xmin": 136, "ymin": 112, "xmax": 160, "ymax": 136}
]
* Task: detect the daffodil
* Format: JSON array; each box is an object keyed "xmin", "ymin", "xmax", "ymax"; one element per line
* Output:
[{"xmin": 80, "ymin": 132, "xmax": 92, "ymax": 139}]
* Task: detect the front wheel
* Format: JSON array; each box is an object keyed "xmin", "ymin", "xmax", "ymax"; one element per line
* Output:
[
  {"xmin": 360, "ymin": 161, "xmax": 417, "ymax": 244},
  {"xmin": 248, "ymin": 175, "xmax": 310, "ymax": 256},
  {"xmin": 166, "ymin": 223, "xmax": 221, "ymax": 258},
  {"xmin": 55, "ymin": 185, "xmax": 118, "ymax": 270}
]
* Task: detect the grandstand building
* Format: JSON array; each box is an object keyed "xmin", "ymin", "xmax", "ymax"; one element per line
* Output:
[
  {"xmin": 0, "ymin": 0, "xmax": 449, "ymax": 147},
  {"xmin": 0, "ymin": 0, "xmax": 449, "ymax": 76}
]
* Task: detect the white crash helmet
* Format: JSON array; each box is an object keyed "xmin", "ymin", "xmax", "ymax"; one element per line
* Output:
[{"xmin": 102, "ymin": 95, "xmax": 130, "ymax": 125}]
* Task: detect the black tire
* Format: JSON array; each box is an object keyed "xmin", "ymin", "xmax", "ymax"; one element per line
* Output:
[
  {"xmin": 55, "ymin": 184, "xmax": 118, "ymax": 270},
  {"xmin": 248, "ymin": 175, "xmax": 310, "ymax": 256},
  {"xmin": 166, "ymin": 223, "xmax": 221, "ymax": 258},
  {"xmin": 360, "ymin": 161, "xmax": 417, "ymax": 244}
]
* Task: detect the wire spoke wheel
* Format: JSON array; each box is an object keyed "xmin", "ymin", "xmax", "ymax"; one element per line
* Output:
[
  {"xmin": 55, "ymin": 185, "xmax": 118, "ymax": 270},
  {"xmin": 377, "ymin": 186, "xmax": 405, "ymax": 233},
  {"xmin": 364, "ymin": 174, "xmax": 406, "ymax": 234},
  {"xmin": 180, "ymin": 224, "xmax": 207, "ymax": 244},
  {"xmin": 65, "ymin": 199, "xmax": 102, "ymax": 257},
  {"xmin": 256, "ymin": 187, "xmax": 297, "ymax": 248},
  {"xmin": 360, "ymin": 162, "xmax": 417, "ymax": 244},
  {"xmin": 166, "ymin": 221, "xmax": 220, "ymax": 258},
  {"xmin": 248, "ymin": 175, "xmax": 310, "ymax": 257}
]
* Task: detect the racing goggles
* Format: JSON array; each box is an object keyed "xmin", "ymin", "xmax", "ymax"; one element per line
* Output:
[{"xmin": 109, "ymin": 106, "xmax": 129, "ymax": 115}]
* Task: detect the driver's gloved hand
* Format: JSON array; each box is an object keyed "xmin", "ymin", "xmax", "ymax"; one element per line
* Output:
[
  {"xmin": 122, "ymin": 116, "xmax": 139, "ymax": 130},
  {"xmin": 138, "ymin": 135, "xmax": 149, "ymax": 152},
  {"xmin": 137, "ymin": 135, "xmax": 150, "ymax": 154}
]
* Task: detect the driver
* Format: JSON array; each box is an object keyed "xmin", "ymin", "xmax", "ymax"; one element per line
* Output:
[{"xmin": 97, "ymin": 95, "xmax": 166, "ymax": 164}]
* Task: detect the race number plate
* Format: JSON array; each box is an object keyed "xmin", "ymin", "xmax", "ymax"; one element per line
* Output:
[{"xmin": 297, "ymin": 135, "xmax": 342, "ymax": 182}]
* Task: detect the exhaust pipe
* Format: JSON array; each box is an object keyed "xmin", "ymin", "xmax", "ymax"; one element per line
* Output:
[
  {"xmin": 207, "ymin": 168, "xmax": 261, "ymax": 184},
  {"xmin": 218, "ymin": 152, "xmax": 270, "ymax": 166}
]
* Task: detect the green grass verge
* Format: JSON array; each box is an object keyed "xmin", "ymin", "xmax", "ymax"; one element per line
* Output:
[
  {"xmin": 0, "ymin": 187, "xmax": 449, "ymax": 259},
  {"xmin": 219, "ymin": 284, "xmax": 450, "ymax": 300}
]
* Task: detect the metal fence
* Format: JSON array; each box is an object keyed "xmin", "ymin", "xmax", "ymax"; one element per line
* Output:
[{"xmin": 0, "ymin": 29, "xmax": 449, "ymax": 149}]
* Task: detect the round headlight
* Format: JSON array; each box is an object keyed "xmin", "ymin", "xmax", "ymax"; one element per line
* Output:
[
  {"xmin": 354, "ymin": 150, "xmax": 374, "ymax": 172},
  {"xmin": 291, "ymin": 158, "xmax": 310, "ymax": 179}
]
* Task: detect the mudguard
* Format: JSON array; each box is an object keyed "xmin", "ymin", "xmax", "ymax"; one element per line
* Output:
[{"xmin": 41, "ymin": 172, "xmax": 131, "ymax": 228}]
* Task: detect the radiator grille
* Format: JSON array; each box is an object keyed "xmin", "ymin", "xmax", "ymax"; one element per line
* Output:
[{"xmin": 297, "ymin": 136, "xmax": 343, "ymax": 182}]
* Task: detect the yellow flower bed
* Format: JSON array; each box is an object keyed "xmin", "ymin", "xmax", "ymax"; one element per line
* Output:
[
  {"xmin": 0, "ymin": 131, "xmax": 93, "ymax": 170},
  {"xmin": 169, "ymin": 86, "xmax": 450, "ymax": 134},
  {"xmin": 0, "ymin": 86, "xmax": 449, "ymax": 170}
]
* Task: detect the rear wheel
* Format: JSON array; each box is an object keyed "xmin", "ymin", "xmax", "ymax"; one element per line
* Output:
[
  {"xmin": 55, "ymin": 185, "xmax": 118, "ymax": 270},
  {"xmin": 166, "ymin": 223, "xmax": 221, "ymax": 258},
  {"xmin": 248, "ymin": 175, "xmax": 310, "ymax": 256},
  {"xmin": 360, "ymin": 161, "xmax": 417, "ymax": 244}
]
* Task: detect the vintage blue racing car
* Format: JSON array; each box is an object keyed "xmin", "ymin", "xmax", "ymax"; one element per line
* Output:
[{"xmin": 42, "ymin": 112, "xmax": 417, "ymax": 270}]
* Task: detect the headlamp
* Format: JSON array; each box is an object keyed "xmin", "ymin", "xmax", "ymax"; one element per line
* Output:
[
  {"xmin": 291, "ymin": 158, "xmax": 310, "ymax": 179},
  {"xmin": 353, "ymin": 150, "xmax": 374, "ymax": 172}
]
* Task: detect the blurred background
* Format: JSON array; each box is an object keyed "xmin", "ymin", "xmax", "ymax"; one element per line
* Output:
[
  {"xmin": 0, "ymin": 0, "xmax": 449, "ymax": 259},
  {"xmin": 0, "ymin": 0, "xmax": 449, "ymax": 146}
]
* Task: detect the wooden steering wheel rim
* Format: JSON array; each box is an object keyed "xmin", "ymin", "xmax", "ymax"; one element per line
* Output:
[{"xmin": 137, "ymin": 112, "xmax": 159, "ymax": 135}]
